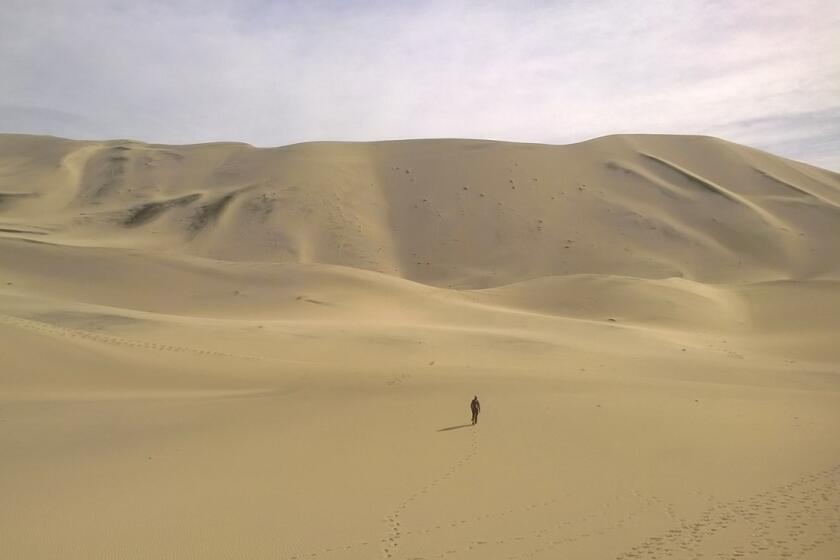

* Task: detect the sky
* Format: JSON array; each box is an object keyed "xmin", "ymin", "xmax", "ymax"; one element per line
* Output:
[{"xmin": 1, "ymin": 0, "xmax": 838, "ymax": 170}]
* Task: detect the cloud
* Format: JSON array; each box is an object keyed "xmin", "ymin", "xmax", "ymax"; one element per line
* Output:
[
  {"xmin": 1, "ymin": 0, "xmax": 838, "ymax": 169},
  {"xmin": 0, "ymin": 105, "xmax": 96, "ymax": 137},
  {"xmin": 716, "ymin": 107, "xmax": 840, "ymax": 171}
]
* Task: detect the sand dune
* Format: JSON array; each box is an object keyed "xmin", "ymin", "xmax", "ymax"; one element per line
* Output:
[
  {"xmin": 2, "ymin": 133, "xmax": 838, "ymax": 285},
  {"xmin": 1, "ymin": 133, "xmax": 839, "ymax": 559}
]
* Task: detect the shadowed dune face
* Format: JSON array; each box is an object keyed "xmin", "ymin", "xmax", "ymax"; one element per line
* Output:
[{"xmin": 1, "ymin": 133, "xmax": 839, "ymax": 560}]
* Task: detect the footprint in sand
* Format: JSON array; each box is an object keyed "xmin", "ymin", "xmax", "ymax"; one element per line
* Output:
[
  {"xmin": 0, "ymin": 313, "xmax": 263, "ymax": 361},
  {"xmin": 614, "ymin": 463, "xmax": 840, "ymax": 559},
  {"xmin": 375, "ymin": 427, "xmax": 482, "ymax": 557}
]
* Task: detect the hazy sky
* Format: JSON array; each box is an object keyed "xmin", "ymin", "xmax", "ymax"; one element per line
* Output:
[{"xmin": 2, "ymin": 0, "xmax": 838, "ymax": 169}]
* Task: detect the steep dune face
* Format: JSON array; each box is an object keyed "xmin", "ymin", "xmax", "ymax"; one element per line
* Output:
[
  {"xmin": 2, "ymin": 134, "xmax": 840, "ymax": 560},
  {"xmin": 1, "ymin": 133, "xmax": 838, "ymax": 288}
]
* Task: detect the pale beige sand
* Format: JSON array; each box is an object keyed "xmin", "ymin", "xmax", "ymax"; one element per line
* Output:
[{"xmin": 1, "ymin": 133, "xmax": 839, "ymax": 559}]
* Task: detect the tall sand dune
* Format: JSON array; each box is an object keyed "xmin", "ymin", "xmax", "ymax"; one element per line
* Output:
[{"xmin": 1, "ymin": 133, "xmax": 839, "ymax": 559}]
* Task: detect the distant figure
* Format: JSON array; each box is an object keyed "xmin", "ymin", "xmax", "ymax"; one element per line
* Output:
[{"xmin": 470, "ymin": 395, "xmax": 481, "ymax": 425}]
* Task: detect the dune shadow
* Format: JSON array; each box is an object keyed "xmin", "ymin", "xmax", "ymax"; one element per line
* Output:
[{"xmin": 438, "ymin": 423, "xmax": 472, "ymax": 432}]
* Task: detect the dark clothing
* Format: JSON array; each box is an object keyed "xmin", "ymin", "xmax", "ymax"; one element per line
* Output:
[{"xmin": 470, "ymin": 397, "xmax": 481, "ymax": 424}]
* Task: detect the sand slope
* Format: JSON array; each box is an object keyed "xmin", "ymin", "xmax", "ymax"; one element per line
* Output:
[
  {"xmin": 1, "ymin": 133, "xmax": 839, "ymax": 559},
  {"xmin": 2, "ymin": 133, "xmax": 838, "ymax": 286}
]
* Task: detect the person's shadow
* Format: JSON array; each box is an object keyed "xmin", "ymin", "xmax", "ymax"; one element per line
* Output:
[{"xmin": 437, "ymin": 423, "xmax": 472, "ymax": 432}]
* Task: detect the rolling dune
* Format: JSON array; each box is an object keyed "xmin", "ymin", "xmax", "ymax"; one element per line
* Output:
[{"xmin": 1, "ymin": 133, "xmax": 839, "ymax": 559}]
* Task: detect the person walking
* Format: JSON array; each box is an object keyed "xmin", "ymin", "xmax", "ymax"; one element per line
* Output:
[{"xmin": 470, "ymin": 395, "xmax": 481, "ymax": 425}]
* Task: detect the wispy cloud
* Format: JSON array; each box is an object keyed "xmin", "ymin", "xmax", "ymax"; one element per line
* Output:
[
  {"xmin": 1, "ymin": 0, "xmax": 838, "ymax": 169},
  {"xmin": 716, "ymin": 107, "xmax": 840, "ymax": 170}
]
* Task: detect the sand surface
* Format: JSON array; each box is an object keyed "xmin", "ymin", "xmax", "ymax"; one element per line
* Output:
[{"xmin": 1, "ymin": 133, "xmax": 839, "ymax": 559}]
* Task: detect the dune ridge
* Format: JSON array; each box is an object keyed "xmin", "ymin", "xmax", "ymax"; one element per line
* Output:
[{"xmin": 2, "ymin": 133, "xmax": 838, "ymax": 287}]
